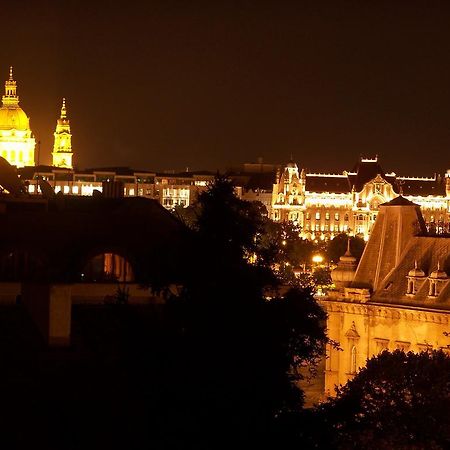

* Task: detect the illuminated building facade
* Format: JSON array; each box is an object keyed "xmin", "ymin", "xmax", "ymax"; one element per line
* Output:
[
  {"xmin": 0, "ymin": 67, "xmax": 35, "ymax": 167},
  {"xmin": 322, "ymin": 197, "xmax": 450, "ymax": 396},
  {"xmin": 18, "ymin": 165, "xmax": 217, "ymax": 206},
  {"xmin": 52, "ymin": 98, "xmax": 73, "ymax": 169},
  {"xmin": 272, "ymin": 157, "xmax": 450, "ymax": 240}
]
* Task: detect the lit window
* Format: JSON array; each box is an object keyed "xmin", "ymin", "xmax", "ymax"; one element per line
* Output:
[
  {"xmin": 315, "ymin": 212, "xmax": 321, "ymax": 220},
  {"xmin": 350, "ymin": 346, "xmax": 357, "ymax": 374},
  {"xmin": 335, "ymin": 213, "xmax": 339, "ymax": 221},
  {"xmin": 325, "ymin": 212, "xmax": 330, "ymax": 220}
]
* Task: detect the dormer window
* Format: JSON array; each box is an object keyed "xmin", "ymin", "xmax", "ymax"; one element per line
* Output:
[
  {"xmin": 427, "ymin": 263, "xmax": 448, "ymax": 298},
  {"xmin": 406, "ymin": 261, "xmax": 425, "ymax": 296}
]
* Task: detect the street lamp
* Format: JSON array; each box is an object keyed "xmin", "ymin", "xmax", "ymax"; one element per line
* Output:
[{"xmin": 312, "ymin": 254, "xmax": 324, "ymax": 264}]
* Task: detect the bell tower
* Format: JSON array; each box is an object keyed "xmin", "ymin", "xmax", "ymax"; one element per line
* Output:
[{"xmin": 52, "ymin": 98, "xmax": 73, "ymax": 169}]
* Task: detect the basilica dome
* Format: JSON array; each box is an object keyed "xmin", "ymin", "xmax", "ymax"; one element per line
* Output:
[
  {"xmin": 0, "ymin": 106, "xmax": 30, "ymax": 131},
  {"xmin": 0, "ymin": 67, "xmax": 36, "ymax": 167}
]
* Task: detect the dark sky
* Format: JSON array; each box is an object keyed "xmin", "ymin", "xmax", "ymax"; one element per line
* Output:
[{"xmin": 1, "ymin": 1, "xmax": 450, "ymax": 174}]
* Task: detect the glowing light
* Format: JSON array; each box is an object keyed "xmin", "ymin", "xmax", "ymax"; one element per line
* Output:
[
  {"xmin": 52, "ymin": 98, "xmax": 73, "ymax": 169},
  {"xmin": 312, "ymin": 254, "xmax": 324, "ymax": 264},
  {"xmin": 0, "ymin": 68, "xmax": 35, "ymax": 167}
]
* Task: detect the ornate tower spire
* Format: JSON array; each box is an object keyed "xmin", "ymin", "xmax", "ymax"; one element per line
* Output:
[
  {"xmin": 3, "ymin": 66, "xmax": 19, "ymax": 107},
  {"xmin": 60, "ymin": 97, "xmax": 67, "ymax": 119},
  {"xmin": 52, "ymin": 98, "xmax": 73, "ymax": 169}
]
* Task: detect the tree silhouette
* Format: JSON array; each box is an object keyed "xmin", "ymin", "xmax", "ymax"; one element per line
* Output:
[
  {"xmin": 327, "ymin": 232, "xmax": 366, "ymax": 263},
  {"xmin": 313, "ymin": 350, "xmax": 450, "ymax": 449},
  {"xmin": 165, "ymin": 175, "xmax": 330, "ymax": 445}
]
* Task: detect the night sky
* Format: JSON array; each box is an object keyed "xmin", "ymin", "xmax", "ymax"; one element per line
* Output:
[{"xmin": 1, "ymin": 1, "xmax": 450, "ymax": 174}]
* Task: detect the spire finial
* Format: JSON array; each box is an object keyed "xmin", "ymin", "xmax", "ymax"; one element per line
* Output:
[
  {"xmin": 345, "ymin": 237, "xmax": 352, "ymax": 256},
  {"xmin": 414, "ymin": 260, "xmax": 418, "ymax": 269},
  {"xmin": 60, "ymin": 97, "xmax": 67, "ymax": 119},
  {"xmin": 438, "ymin": 261, "xmax": 441, "ymax": 271},
  {"xmin": 9, "ymin": 66, "xmax": 13, "ymax": 81}
]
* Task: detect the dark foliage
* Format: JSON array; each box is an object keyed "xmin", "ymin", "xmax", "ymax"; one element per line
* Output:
[
  {"xmin": 327, "ymin": 232, "xmax": 366, "ymax": 263},
  {"xmin": 165, "ymin": 175, "xmax": 330, "ymax": 445},
  {"xmin": 312, "ymin": 350, "xmax": 450, "ymax": 449}
]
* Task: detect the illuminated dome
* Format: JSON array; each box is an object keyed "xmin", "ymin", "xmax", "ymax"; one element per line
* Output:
[
  {"xmin": 0, "ymin": 67, "xmax": 35, "ymax": 167},
  {"xmin": 408, "ymin": 261, "xmax": 425, "ymax": 278},
  {"xmin": 0, "ymin": 107, "xmax": 30, "ymax": 130},
  {"xmin": 429, "ymin": 263, "xmax": 448, "ymax": 280}
]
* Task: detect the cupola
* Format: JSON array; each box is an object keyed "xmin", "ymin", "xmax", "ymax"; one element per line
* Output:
[{"xmin": 331, "ymin": 239, "xmax": 358, "ymax": 290}]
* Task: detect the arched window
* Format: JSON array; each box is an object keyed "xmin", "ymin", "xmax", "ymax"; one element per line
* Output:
[
  {"xmin": 429, "ymin": 281, "xmax": 437, "ymax": 297},
  {"xmin": 82, "ymin": 253, "xmax": 134, "ymax": 283},
  {"xmin": 407, "ymin": 279, "xmax": 414, "ymax": 294},
  {"xmin": 350, "ymin": 345, "xmax": 357, "ymax": 374}
]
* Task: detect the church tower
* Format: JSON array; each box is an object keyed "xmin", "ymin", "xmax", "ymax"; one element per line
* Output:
[
  {"xmin": 52, "ymin": 98, "xmax": 73, "ymax": 169},
  {"xmin": 0, "ymin": 67, "xmax": 35, "ymax": 167}
]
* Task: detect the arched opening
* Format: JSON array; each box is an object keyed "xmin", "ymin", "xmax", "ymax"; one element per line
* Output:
[
  {"xmin": 81, "ymin": 252, "xmax": 135, "ymax": 283},
  {"xmin": 429, "ymin": 281, "xmax": 437, "ymax": 297},
  {"xmin": 350, "ymin": 345, "xmax": 357, "ymax": 374},
  {"xmin": 407, "ymin": 279, "xmax": 414, "ymax": 294}
]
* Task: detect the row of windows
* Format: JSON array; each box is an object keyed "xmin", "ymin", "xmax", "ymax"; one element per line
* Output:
[
  {"xmin": 1, "ymin": 149, "xmax": 33, "ymax": 163},
  {"xmin": 305, "ymin": 223, "xmax": 349, "ymax": 232},
  {"xmin": 304, "ymin": 212, "xmax": 373, "ymax": 221},
  {"xmin": 162, "ymin": 198, "xmax": 187, "ymax": 207},
  {"xmin": 306, "ymin": 212, "xmax": 350, "ymax": 221},
  {"xmin": 28, "ymin": 184, "xmax": 153, "ymax": 197}
]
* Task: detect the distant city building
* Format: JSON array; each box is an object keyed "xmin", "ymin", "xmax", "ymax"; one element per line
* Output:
[
  {"xmin": 272, "ymin": 157, "xmax": 450, "ymax": 240},
  {"xmin": 2, "ymin": 66, "xmax": 447, "ymax": 240},
  {"xmin": 52, "ymin": 98, "xmax": 73, "ymax": 169},
  {"xmin": 322, "ymin": 196, "xmax": 450, "ymax": 397},
  {"xmin": 0, "ymin": 67, "xmax": 35, "ymax": 167}
]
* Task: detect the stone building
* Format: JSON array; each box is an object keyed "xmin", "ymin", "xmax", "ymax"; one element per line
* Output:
[
  {"xmin": 0, "ymin": 67, "xmax": 35, "ymax": 167},
  {"xmin": 52, "ymin": 98, "xmax": 73, "ymax": 169},
  {"xmin": 272, "ymin": 157, "xmax": 449, "ymax": 240},
  {"xmin": 322, "ymin": 196, "xmax": 450, "ymax": 396}
]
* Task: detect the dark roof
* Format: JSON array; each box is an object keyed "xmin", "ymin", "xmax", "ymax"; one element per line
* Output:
[
  {"xmin": 305, "ymin": 175, "xmax": 351, "ymax": 194},
  {"xmin": 349, "ymin": 159, "xmax": 385, "ymax": 191},
  {"xmin": 18, "ymin": 165, "xmax": 56, "ymax": 179},
  {"xmin": 229, "ymin": 170, "xmax": 277, "ymax": 191},
  {"xmin": 154, "ymin": 170, "xmax": 214, "ymax": 178},
  {"xmin": 0, "ymin": 196, "xmax": 187, "ymax": 283},
  {"xmin": 85, "ymin": 167, "xmax": 153, "ymax": 176},
  {"xmin": 396, "ymin": 178, "xmax": 447, "ymax": 196},
  {"xmin": 381, "ymin": 195, "xmax": 418, "ymax": 207}
]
